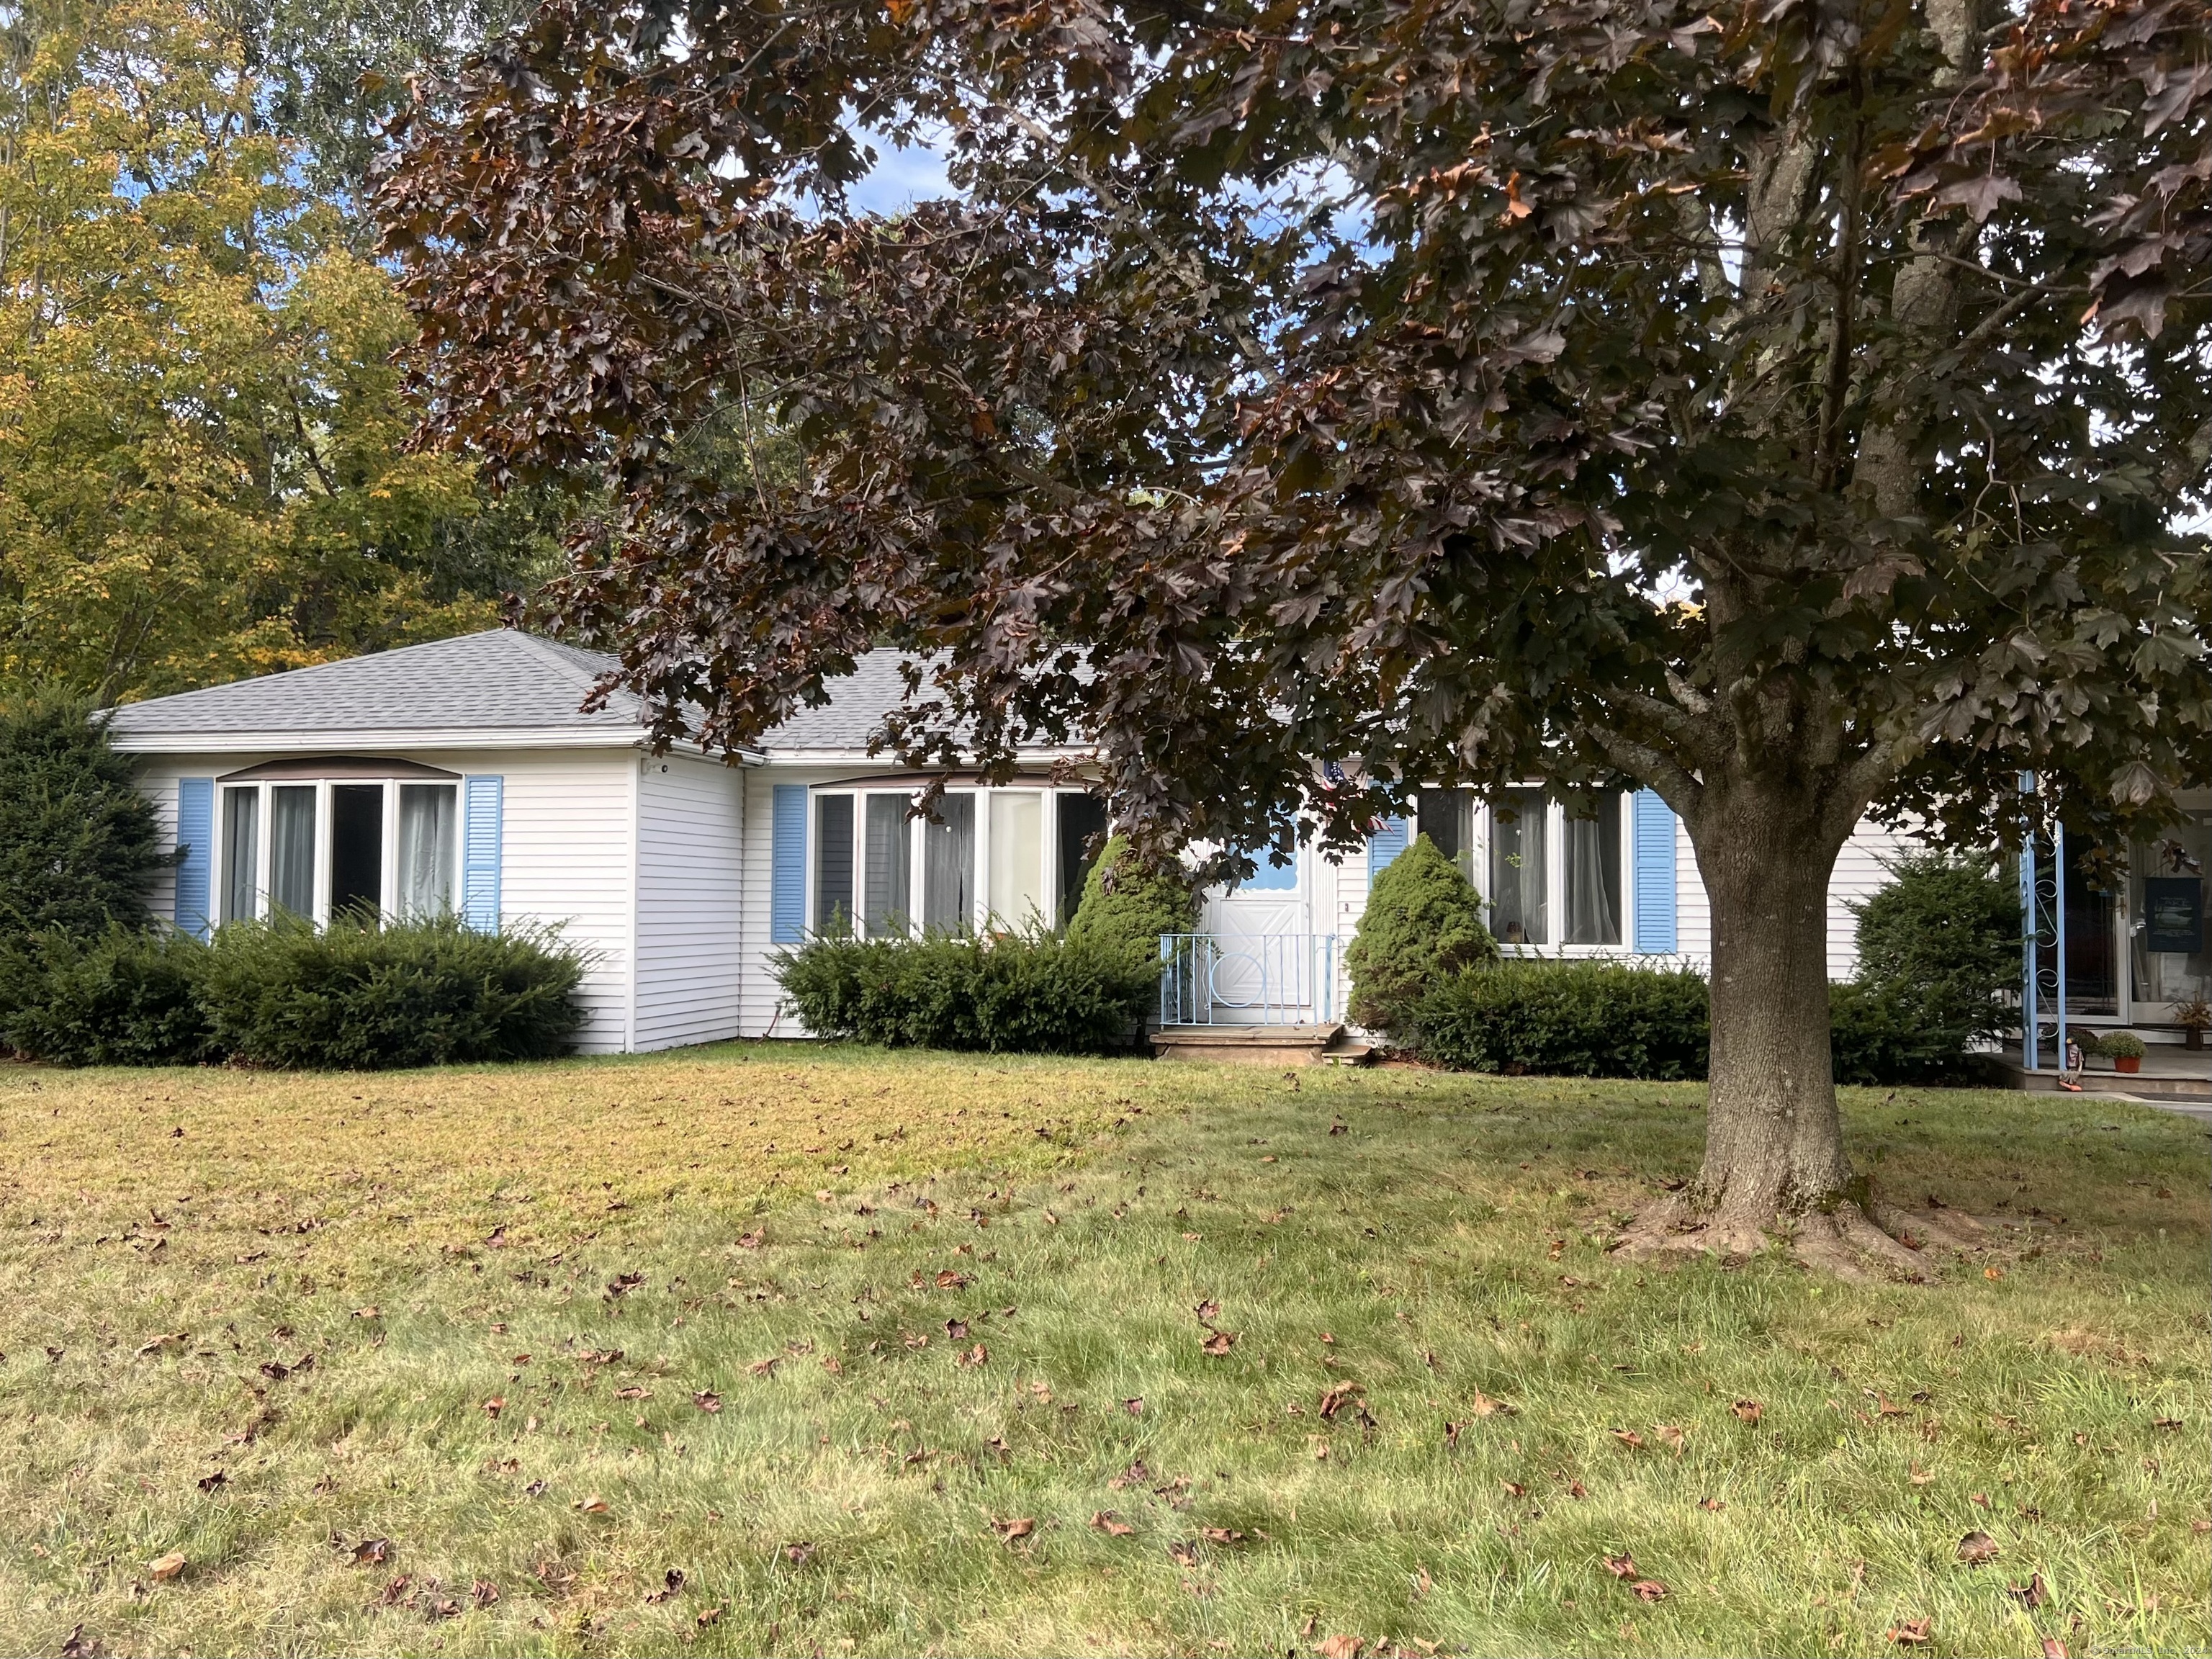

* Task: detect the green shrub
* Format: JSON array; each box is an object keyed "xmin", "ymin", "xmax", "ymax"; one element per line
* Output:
[
  {"xmin": 0, "ymin": 927, "xmax": 215, "ymax": 1065},
  {"xmin": 192, "ymin": 916, "xmax": 585, "ymax": 1069},
  {"xmin": 2092, "ymin": 1030, "xmax": 2147, "ymax": 1060},
  {"xmin": 1848, "ymin": 851, "xmax": 2020, "ymax": 1043},
  {"xmin": 1, "ymin": 693, "xmax": 174, "ymax": 940},
  {"xmin": 1345, "ymin": 834, "xmax": 1498, "ymax": 1033},
  {"xmin": 1063, "ymin": 836, "xmax": 1198, "ymax": 974},
  {"xmin": 1409, "ymin": 960, "xmax": 1709, "ymax": 1079},
  {"xmin": 774, "ymin": 928, "xmax": 1148, "ymax": 1053},
  {"xmin": 1826, "ymin": 979, "xmax": 1987, "ymax": 1086}
]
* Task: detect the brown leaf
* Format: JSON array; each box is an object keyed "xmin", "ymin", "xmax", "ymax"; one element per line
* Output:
[
  {"xmin": 1318, "ymin": 1381, "xmax": 1363, "ymax": 1421},
  {"xmin": 1654, "ymin": 1424, "xmax": 1687, "ymax": 1455},
  {"xmin": 2008, "ymin": 1572, "xmax": 2049, "ymax": 1609},
  {"xmin": 1908, "ymin": 1463, "xmax": 1935, "ymax": 1485},
  {"xmin": 1122, "ymin": 1396, "xmax": 1145, "ymax": 1416},
  {"xmin": 1603, "ymin": 1552, "xmax": 1637, "ymax": 1578},
  {"xmin": 1194, "ymin": 1299, "xmax": 1221, "ymax": 1322},
  {"xmin": 643, "ymin": 1568, "xmax": 685, "ymax": 1604},
  {"xmin": 196, "ymin": 1470, "xmax": 227, "ymax": 1494},
  {"xmin": 1984, "ymin": 1266, "xmax": 2005, "ymax": 1281},
  {"xmin": 1631, "ymin": 1579, "xmax": 1668, "ymax": 1602},
  {"xmin": 1500, "ymin": 1479, "xmax": 1527, "ymax": 1498},
  {"xmin": 1316, "ymin": 1639, "xmax": 1363, "ymax": 1659},
  {"xmin": 1200, "ymin": 1330, "xmax": 1237, "ymax": 1357},
  {"xmin": 1089, "ymin": 1511, "xmax": 1136, "ymax": 1537},
  {"xmin": 614, "ymin": 1386, "xmax": 651, "ymax": 1401},
  {"xmin": 946, "ymin": 1318, "xmax": 970, "ymax": 1340},
  {"xmin": 1887, "ymin": 1616, "xmax": 1933, "ymax": 1645},
  {"xmin": 696, "ymin": 1606, "xmax": 723, "ymax": 1627},
  {"xmin": 351, "ymin": 1537, "xmax": 390, "ymax": 1565},
  {"xmin": 472, "ymin": 1578, "xmax": 500, "ymax": 1607},
  {"xmin": 693, "ymin": 1390, "xmax": 722, "ymax": 1413},
  {"xmin": 992, "ymin": 1516, "xmax": 1035, "ymax": 1543},
  {"xmin": 1699, "ymin": 1496, "xmax": 1725, "ymax": 1511},
  {"xmin": 1470, "ymin": 1389, "xmax": 1514, "ymax": 1417},
  {"xmin": 781, "ymin": 1542, "xmax": 815, "ymax": 1566},
  {"xmin": 956, "ymin": 1342, "xmax": 989, "ymax": 1367},
  {"xmin": 148, "ymin": 1551, "xmax": 188, "ymax": 1582},
  {"xmin": 748, "ymin": 1356, "xmax": 781, "ymax": 1375},
  {"xmin": 736, "ymin": 1229, "xmax": 765, "ymax": 1250},
  {"xmin": 481, "ymin": 1396, "xmax": 505, "ymax": 1418},
  {"xmin": 935, "ymin": 1269, "xmax": 968, "ymax": 1289},
  {"xmin": 1730, "ymin": 1398, "xmax": 1763, "ymax": 1424},
  {"xmin": 2039, "ymin": 1639, "xmax": 2068, "ymax": 1659},
  {"xmin": 59, "ymin": 1625, "xmax": 103, "ymax": 1658},
  {"xmin": 1611, "ymin": 1429, "xmax": 1645, "ymax": 1450},
  {"xmin": 1200, "ymin": 1527, "xmax": 1246, "ymax": 1545},
  {"xmin": 1956, "ymin": 1531, "xmax": 2000, "ymax": 1565},
  {"xmin": 822, "ymin": 1356, "xmax": 844, "ymax": 1376},
  {"xmin": 576, "ymin": 1495, "xmax": 609, "ymax": 1514},
  {"xmin": 1169, "ymin": 1539, "xmax": 1200, "ymax": 1569}
]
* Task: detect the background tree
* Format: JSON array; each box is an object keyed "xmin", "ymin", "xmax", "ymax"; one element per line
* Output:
[
  {"xmin": 379, "ymin": 0, "xmax": 2211, "ymax": 1269},
  {"xmin": 0, "ymin": 0, "xmax": 564, "ymax": 702}
]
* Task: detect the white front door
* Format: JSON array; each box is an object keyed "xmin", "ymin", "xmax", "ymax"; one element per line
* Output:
[{"xmin": 1200, "ymin": 845, "xmax": 1316, "ymax": 1022}]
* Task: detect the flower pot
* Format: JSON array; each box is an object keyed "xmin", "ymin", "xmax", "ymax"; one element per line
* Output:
[
  {"xmin": 2188, "ymin": 1028, "xmax": 2206, "ymax": 1052},
  {"xmin": 2114, "ymin": 1055, "xmax": 2141, "ymax": 1074}
]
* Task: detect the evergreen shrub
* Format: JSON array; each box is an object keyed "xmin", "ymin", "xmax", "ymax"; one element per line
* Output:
[
  {"xmin": 1344, "ymin": 834, "xmax": 1498, "ymax": 1033},
  {"xmin": 1409, "ymin": 959, "xmax": 1710, "ymax": 1079},
  {"xmin": 1063, "ymin": 836, "xmax": 1199, "ymax": 972}
]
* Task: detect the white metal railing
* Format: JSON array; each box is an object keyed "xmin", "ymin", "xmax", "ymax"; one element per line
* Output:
[{"xmin": 1159, "ymin": 933, "xmax": 1340, "ymax": 1026}]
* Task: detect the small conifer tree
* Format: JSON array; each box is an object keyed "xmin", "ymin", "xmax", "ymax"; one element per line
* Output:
[
  {"xmin": 1064, "ymin": 836, "xmax": 1199, "ymax": 974},
  {"xmin": 1346, "ymin": 834, "xmax": 1498, "ymax": 1034}
]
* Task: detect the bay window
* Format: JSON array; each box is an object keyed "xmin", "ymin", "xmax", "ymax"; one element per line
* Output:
[
  {"xmin": 809, "ymin": 785, "xmax": 1103, "ymax": 939},
  {"xmin": 1415, "ymin": 786, "xmax": 1629, "ymax": 950},
  {"xmin": 215, "ymin": 762, "xmax": 461, "ymax": 929}
]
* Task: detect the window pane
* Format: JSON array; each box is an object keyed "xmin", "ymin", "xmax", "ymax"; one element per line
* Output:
[
  {"xmin": 1056, "ymin": 793, "xmax": 1109, "ymax": 925},
  {"xmin": 863, "ymin": 795, "xmax": 912, "ymax": 935},
  {"xmin": 397, "ymin": 784, "xmax": 457, "ymax": 921},
  {"xmin": 330, "ymin": 783, "xmax": 383, "ymax": 925},
  {"xmin": 1562, "ymin": 804, "xmax": 1622, "ymax": 945},
  {"xmin": 270, "ymin": 786, "xmax": 317, "ymax": 919},
  {"xmin": 988, "ymin": 792, "xmax": 1045, "ymax": 927},
  {"xmin": 922, "ymin": 793, "xmax": 976, "ymax": 934},
  {"xmin": 221, "ymin": 787, "xmax": 258, "ymax": 924},
  {"xmin": 1238, "ymin": 842, "xmax": 1298, "ymax": 891},
  {"xmin": 1489, "ymin": 788, "xmax": 1547, "ymax": 945},
  {"xmin": 2131, "ymin": 816, "xmax": 2210, "ymax": 1009},
  {"xmin": 814, "ymin": 794, "xmax": 855, "ymax": 935},
  {"xmin": 1416, "ymin": 788, "xmax": 1478, "ymax": 885}
]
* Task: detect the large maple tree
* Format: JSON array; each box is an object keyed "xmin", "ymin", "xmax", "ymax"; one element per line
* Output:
[{"xmin": 379, "ymin": 0, "xmax": 2211, "ymax": 1269}]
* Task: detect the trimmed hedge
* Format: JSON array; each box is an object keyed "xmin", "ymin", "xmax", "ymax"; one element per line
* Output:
[
  {"xmin": 774, "ymin": 930, "xmax": 1150, "ymax": 1053},
  {"xmin": 0, "ymin": 917, "xmax": 585, "ymax": 1069},
  {"xmin": 1345, "ymin": 834, "xmax": 1498, "ymax": 1034},
  {"xmin": 1409, "ymin": 959, "xmax": 1711, "ymax": 1079}
]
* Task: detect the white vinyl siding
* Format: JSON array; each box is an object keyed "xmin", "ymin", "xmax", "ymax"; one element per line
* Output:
[
  {"xmin": 634, "ymin": 755, "xmax": 746, "ymax": 1051},
  {"xmin": 738, "ymin": 764, "xmax": 853, "ymax": 1036}
]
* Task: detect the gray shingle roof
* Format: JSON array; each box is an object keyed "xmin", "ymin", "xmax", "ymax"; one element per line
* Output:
[
  {"xmin": 101, "ymin": 628, "xmax": 960, "ymax": 755},
  {"xmin": 104, "ymin": 629, "xmax": 645, "ymax": 739}
]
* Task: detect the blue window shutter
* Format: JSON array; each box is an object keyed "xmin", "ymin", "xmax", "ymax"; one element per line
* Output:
[
  {"xmin": 1366, "ymin": 816, "xmax": 1409, "ymax": 888},
  {"xmin": 1632, "ymin": 788, "xmax": 1678, "ymax": 953},
  {"xmin": 771, "ymin": 783, "xmax": 808, "ymax": 943},
  {"xmin": 174, "ymin": 778, "xmax": 214, "ymax": 940},
  {"xmin": 462, "ymin": 775, "xmax": 504, "ymax": 932}
]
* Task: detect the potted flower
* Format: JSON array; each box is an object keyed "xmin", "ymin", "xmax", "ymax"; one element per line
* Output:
[
  {"xmin": 2096, "ymin": 1030, "xmax": 2148, "ymax": 1074},
  {"xmin": 2176, "ymin": 996, "xmax": 2211, "ymax": 1053}
]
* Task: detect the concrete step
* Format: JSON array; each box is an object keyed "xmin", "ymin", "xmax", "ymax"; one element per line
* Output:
[{"xmin": 1152, "ymin": 1024, "xmax": 1345, "ymax": 1066}]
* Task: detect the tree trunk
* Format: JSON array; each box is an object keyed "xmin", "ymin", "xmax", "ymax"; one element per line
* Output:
[{"xmin": 1689, "ymin": 781, "xmax": 1855, "ymax": 1246}]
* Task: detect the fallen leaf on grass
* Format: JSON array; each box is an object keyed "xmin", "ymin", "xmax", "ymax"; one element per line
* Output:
[
  {"xmin": 1611, "ymin": 1429, "xmax": 1646, "ymax": 1450},
  {"xmin": 59, "ymin": 1624, "xmax": 102, "ymax": 1658},
  {"xmin": 1200, "ymin": 1330, "xmax": 1237, "ymax": 1357},
  {"xmin": 196, "ymin": 1470, "xmax": 227, "ymax": 1494},
  {"xmin": 955, "ymin": 1343, "xmax": 989, "ymax": 1368},
  {"xmin": 1984, "ymin": 1267, "xmax": 2005, "ymax": 1281},
  {"xmin": 1500, "ymin": 1480, "xmax": 1527, "ymax": 1498},
  {"xmin": 2038, "ymin": 1639, "xmax": 2067, "ymax": 1659},
  {"xmin": 693, "ymin": 1390, "xmax": 722, "ymax": 1413},
  {"xmin": 736, "ymin": 1230, "xmax": 765, "ymax": 1250},
  {"xmin": 148, "ymin": 1552, "xmax": 187, "ymax": 1581},
  {"xmin": 1632, "ymin": 1579, "xmax": 1668, "ymax": 1601},
  {"xmin": 351, "ymin": 1537, "xmax": 390, "ymax": 1565},
  {"xmin": 135, "ymin": 1333, "xmax": 188, "ymax": 1358},
  {"xmin": 696, "ymin": 1607, "xmax": 723, "ymax": 1627},
  {"xmin": 1089, "ymin": 1511, "xmax": 1136, "ymax": 1537},
  {"xmin": 1200, "ymin": 1527, "xmax": 1247, "ymax": 1545},
  {"xmin": 643, "ymin": 1568, "xmax": 685, "ymax": 1604},
  {"xmin": 1730, "ymin": 1398, "xmax": 1763, "ymax": 1424},
  {"xmin": 471, "ymin": 1579, "xmax": 500, "ymax": 1608},
  {"xmin": 1887, "ymin": 1616, "xmax": 1933, "ymax": 1645},
  {"xmin": 1169, "ymin": 1540, "xmax": 1200, "ymax": 1569},
  {"xmin": 575, "ymin": 1496, "xmax": 609, "ymax": 1515},
  {"xmin": 1956, "ymin": 1531, "xmax": 2000, "ymax": 1565},
  {"xmin": 1654, "ymin": 1424, "xmax": 1688, "ymax": 1455},
  {"xmin": 748, "ymin": 1356, "xmax": 781, "ymax": 1376},
  {"xmin": 1122, "ymin": 1396, "xmax": 1145, "ymax": 1416},
  {"xmin": 1194, "ymin": 1299, "xmax": 1221, "ymax": 1322},
  {"xmin": 482, "ymin": 1397, "xmax": 505, "ymax": 1418},
  {"xmin": 782, "ymin": 1542, "xmax": 816, "ymax": 1566},
  {"xmin": 992, "ymin": 1516, "xmax": 1035, "ymax": 1543},
  {"xmin": 1908, "ymin": 1464, "xmax": 1934, "ymax": 1485},
  {"xmin": 2152, "ymin": 1416, "xmax": 2182, "ymax": 1431},
  {"xmin": 1603, "ymin": 1552, "xmax": 1637, "ymax": 1578},
  {"xmin": 1316, "ymin": 1636, "xmax": 1363, "ymax": 1659},
  {"xmin": 614, "ymin": 1386, "xmax": 651, "ymax": 1401},
  {"xmin": 1318, "ymin": 1381, "xmax": 1363, "ymax": 1421},
  {"xmin": 1470, "ymin": 1389, "xmax": 1514, "ymax": 1417},
  {"xmin": 2008, "ymin": 1573, "xmax": 2049, "ymax": 1609}
]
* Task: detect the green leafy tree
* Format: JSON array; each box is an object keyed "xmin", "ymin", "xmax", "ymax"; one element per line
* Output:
[
  {"xmin": 381, "ymin": 0, "xmax": 2210, "ymax": 1270},
  {"xmin": 0, "ymin": 0, "xmax": 558, "ymax": 702},
  {"xmin": 0, "ymin": 692, "xmax": 172, "ymax": 938},
  {"xmin": 1064, "ymin": 837, "xmax": 1198, "ymax": 975},
  {"xmin": 1346, "ymin": 835, "xmax": 1498, "ymax": 1035}
]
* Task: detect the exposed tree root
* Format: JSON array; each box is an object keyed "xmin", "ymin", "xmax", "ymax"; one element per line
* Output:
[{"xmin": 1614, "ymin": 1192, "xmax": 1989, "ymax": 1281}]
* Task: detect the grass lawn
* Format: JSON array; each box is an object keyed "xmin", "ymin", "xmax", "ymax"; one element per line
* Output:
[{"xmin": 0, "ymin": 1048, "xmax": 2205, "ymax": 1658}]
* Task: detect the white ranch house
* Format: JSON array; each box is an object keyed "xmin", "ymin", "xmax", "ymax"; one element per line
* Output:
[{"xmin": 103, "ymin": 626, "xmax": 2201, "ymax": 1056}]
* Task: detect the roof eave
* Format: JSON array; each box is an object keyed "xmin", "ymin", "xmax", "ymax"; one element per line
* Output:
[{"xmin": 110, "ymin": 726, "xmax": 765, "ymax": 764}]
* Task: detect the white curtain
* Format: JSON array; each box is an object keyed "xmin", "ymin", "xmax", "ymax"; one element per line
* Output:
[
  {"xmin": 269, "ymin": 786, "xmax": 316, "ymax": 918},
  {"xmin": 1489, "ymin": 790, "xmax": 1548, "ymax": 945},
  {"xmin": 1563, "ymin": 814, "xmax": 1619, "ymax": 945},
  {"xmin": 398, "ymin": 785, "xmax": 457, "ymax": 920},
  {"xmin": 988, "ymin": 792, "xmax": 1045, "ymax": 927}
]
